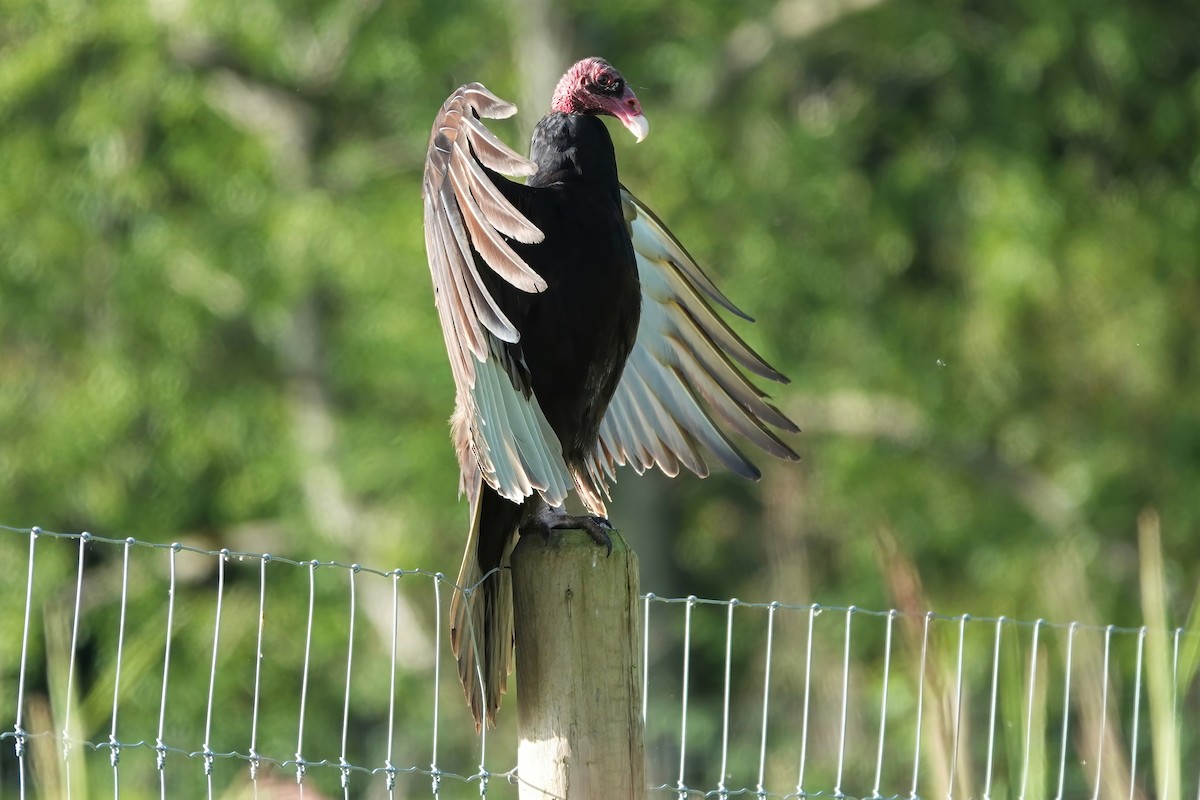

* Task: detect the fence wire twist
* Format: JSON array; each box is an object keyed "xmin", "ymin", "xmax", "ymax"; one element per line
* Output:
[{"xmin": 1, "ymin": 525, "xmax": 1196, "ymax": 799}]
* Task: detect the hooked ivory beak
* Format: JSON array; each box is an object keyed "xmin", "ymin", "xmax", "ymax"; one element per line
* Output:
[
  {"xmin": 605, "ymin": 83, "xmax": 649, "ymax": 143},
  {"xmin": 621, "ymin": 112, "xmax": 650, "ymax": 143}
]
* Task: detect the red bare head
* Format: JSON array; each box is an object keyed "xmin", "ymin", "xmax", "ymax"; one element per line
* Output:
[{"xmin": 550, "ymin": 57, "xmax": 649, "ymax": 143}]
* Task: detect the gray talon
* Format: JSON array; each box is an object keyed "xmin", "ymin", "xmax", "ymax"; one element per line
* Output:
[{"xmin": 522, "ymin": 506, "xmax": 615, "ymax": 555}]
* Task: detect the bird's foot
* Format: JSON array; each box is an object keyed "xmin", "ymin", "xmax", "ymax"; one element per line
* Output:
[{"xmin": 521, "ymin": 506, "xmax": 614, "ymax": 556}]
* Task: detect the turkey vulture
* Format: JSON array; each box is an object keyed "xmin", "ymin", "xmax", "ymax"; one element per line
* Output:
[{"xmin": 421, "ymin": 57, "xmax": 799, "ymax": 727}]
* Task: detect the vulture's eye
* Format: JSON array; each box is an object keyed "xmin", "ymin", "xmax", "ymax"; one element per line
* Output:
[{"xmin": 596, "ymin": 72, "xmax": 622, "ymax": 94}]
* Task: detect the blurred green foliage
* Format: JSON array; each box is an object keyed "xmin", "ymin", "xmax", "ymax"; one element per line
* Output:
[{"xmin": 2, "ymin": 0, "xmax": 1199, "ymax": 795}]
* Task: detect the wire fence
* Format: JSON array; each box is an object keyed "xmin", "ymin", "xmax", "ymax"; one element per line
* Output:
[{"xmin": 1, "ymin": 524, "xmax": 1197, "ymax": 799}]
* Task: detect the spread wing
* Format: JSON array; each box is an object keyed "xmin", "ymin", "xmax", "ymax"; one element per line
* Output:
[
  {"xmin": 579, "ymin": 188, "xmax": 800, "ymax": 506},
  {"xmin": 422, "ymin": 82, "xmax": 573, "ymax": 506}
]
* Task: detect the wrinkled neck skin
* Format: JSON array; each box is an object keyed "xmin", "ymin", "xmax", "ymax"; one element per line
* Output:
[
  {"xmin": 549, "ymin": 59, "xmax": 598, "ymax": 115},
  {"xmin": 527, "ymin": 112, "xmax": 619, "ymax": 194}
]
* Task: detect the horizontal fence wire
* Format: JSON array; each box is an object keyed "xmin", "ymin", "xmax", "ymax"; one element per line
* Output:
[{"xmin": 1, "ymin": 525, "xmax": 1197, "ymax": 799}]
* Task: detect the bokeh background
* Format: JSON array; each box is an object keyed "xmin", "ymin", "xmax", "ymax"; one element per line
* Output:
[{"xmin": 2, "ymin": 0, "xmax": 1198, "ymax": 796}]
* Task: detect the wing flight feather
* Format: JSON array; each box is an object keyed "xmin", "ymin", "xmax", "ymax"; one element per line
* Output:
[{"xmin": 581, "ymin": 188, "xmax": 800, "ymax": 503}]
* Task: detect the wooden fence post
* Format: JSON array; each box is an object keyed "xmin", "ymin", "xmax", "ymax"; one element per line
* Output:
[{"xmin": 511, "ymin": 529, "xmax": 645, "ymax": 800}]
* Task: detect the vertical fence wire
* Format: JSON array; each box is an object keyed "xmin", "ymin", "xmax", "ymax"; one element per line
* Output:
[
  {"xmin": 949, "ymin": 614, "xmax": 969, "ymax": 800},
  {"xmin": 475, "ymin": 640, "xmax": 489, "ymax": 798},
  {"xmin": 295, "ymin": 560, "xmax": 317, "ymax": 786},
  {"xmin": 756, "ymin": 601, "xmax": 779, "ymax": 799},
  {"xmin": 202, "ymin": 550, "xmax": 227, "ymax": 799},
  {"xmin": 1129, "ymin": 627, "xmax": 1147, "ymax": 800},
  {"xmin": 677, "ymin": 595, "xmax": 696, "ymax": 799},
  {"xmin": 910, "ymin": 612, "xmax": 933, "ymax": 800},
  {"xmin": 871, "ymin": 610, "xmax": 896, "ymax": 800},
  {"xmin": 835, "ymin": 607, "xmax": 855, "ymax": 799},
  {"xmin": 796, "ymin": 603, "xmax": 818, "ymax": 796},
  {"xmin": 109, "ymin": 538, "xmax": 133, "ymax": 800},
  {"xmin": 385, "ymin": 570, "xmax": 399, "ymax": 798},
  {"xmin": 431, "ymin": 573, "xmax": 444, "ymax": 798},
  {"xmin": 63, "ymin": 533, "xmax": 88, "ymax": 800},
  {"xmin": 717, "ymin": 599, "xmax": 737, "ymax": 799},
  {"xmin": 155, "ymin": 544, "xmax": 179, "ymax": 800},
  {"xmin": 460, "ymin": 579, "xmax": 490, "ymax": 797},
  {"xmin": 1094, "ymin": 625, "xmax": 1115, "ymax": 800},
  {"xmin": 338, "ymin": 565, "xmax": 359, "ymax": 798},
  {"xmin": 983, "ymin": 616, "xmax": 1004, "ymax": 800},
  {"xmin": 14, "ymin": 528, "xmax": 39, "ymax": 800},
  {"xmin": 249, "ymin": 553, "xmax": 269, "ymax": 790},
  {"xmin": 1170, "ymin": 627, "xmax": 1180, "ymax": 800},
  {"xmin": 643, "ymin": 592, "xmax": 653, "ymax": 725},
  {"xmin": 1019, "ymin": 619, "xmax": 1044, "ymax": 800},
  {"xmin": 1055, "ymin": 623, "xmax": 1078, "ymax": 800}
]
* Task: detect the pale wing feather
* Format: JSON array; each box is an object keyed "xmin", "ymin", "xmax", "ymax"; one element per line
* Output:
[
  {"xmin": 426, "ymin": 196, "xmax": 483, "ymax": 376},
  {"xmin": 605, "ymin": 382, "xmax": 652, "ymax": 468},
  {"xmin": 434, "ymin": 194, "xmax": 489, "ymax": 360},
  {"xmin": 665, "ymin": 336, "xmax": 796, "ymax": 458},
  {"xmin": 584, "ymin": 189, "xmax": 800, "ymax": 499},
  {"xmin": 629, "ymin": 214, "xmax": 787, "ymax": 380},
  {"xmin": 435, "ymin": 193, "xmax": 518, "ymax": 345},
  {"xmin": 473, "ymin": 352, "xmax": 572, "ymax": 504},
  {"xmin": 625, "ymin": 195, "xmax": 754, "ymax": 323},
  {"xmin": 422, "ymin": 82, "xmax": 573, "ymax": 508},
  {"xmin": 618, "ymin": 355, "xmax": 699, "ymax": 476}
]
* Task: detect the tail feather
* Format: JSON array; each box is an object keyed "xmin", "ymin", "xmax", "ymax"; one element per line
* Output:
[
  {"xmin": 449, "ymin": 478, "xmax": 523, "ymax": 729},
  {"xmin": 573, "ymin": 467, "xmax": 610, "ymax": 518}
]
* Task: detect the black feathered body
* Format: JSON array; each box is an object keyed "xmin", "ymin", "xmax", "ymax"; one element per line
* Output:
[{"xmin": 483, "ymin": 112, "xmax": 641, "ymax": 466}]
